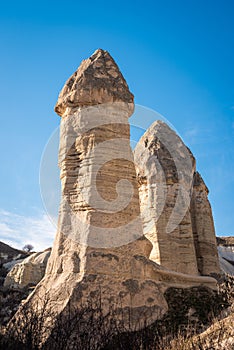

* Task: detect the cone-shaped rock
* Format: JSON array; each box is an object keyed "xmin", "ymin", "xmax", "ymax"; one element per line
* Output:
[
  {"xmin": 8, "ymin": 51, "xmax": 169, "ymax": 341},
  {"xmin": 55, "ymin": 49, "xmax": 134, "ymax": 116},
  {"xmin": 191, "ymin": 172, "xmax": 220, "ymax": 275},
  {"xmin": 134, "ymin": 121, "xmax": 199, "ymax": 274},
  {"xmin": 134, "ymin": 120, "xmax": 220, "ymax": 276},
  {"xmin": 42, "ymin": 50, "xmax": 166, "ymax": 327}
]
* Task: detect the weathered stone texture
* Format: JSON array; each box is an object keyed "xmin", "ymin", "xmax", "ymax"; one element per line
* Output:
[
  {"xmin": 191, "ymin": 172, "xmax": 220, "ymax": 275},
  {"xmin": 55, "ymin": 49, "xmax": 133, "ymax": 116},
  {"xmin": 134, "ymin": 121, "xmax": 220, "ymax": 276},
  {"xmin": 4, "ymin": 249, "xmax": 51, "ymax": 289},
  {"xmin": 8, "ymin": 50, "xmax": 217, "ymax": 343},
  {"xmin": 134, "ymin": 121, "xmax": 199, "ymax": 275},
  {"xmin": 13, "ymin": 50, "xmax": 169, "ymax": 332}
]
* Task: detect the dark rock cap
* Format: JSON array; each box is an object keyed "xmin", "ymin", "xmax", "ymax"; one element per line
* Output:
[{"xmin": 55, "ymin": 49, "xmax": 134, "ymax": 116}]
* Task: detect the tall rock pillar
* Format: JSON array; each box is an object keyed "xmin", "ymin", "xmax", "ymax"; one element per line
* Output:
[
  {"xmin": 134, "ymin": 121, "xmax": 220, "ymax": 276},
  {"xmin": 191, "ymin": 172, "xmax": 220, "ymax": 275},
  {"xmin": 134, "ymin": 121, "xmax": 199, "ymax": 275},
  {"xmin": 8, "ymin": 51, "xmax": 218, "ymax": 346},
  {"xmin": 12, "ymin": 49, "xmax": 170, "ymax": 335}
]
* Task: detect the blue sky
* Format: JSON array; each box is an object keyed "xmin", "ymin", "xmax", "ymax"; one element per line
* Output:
[{"xmin": 0, "ymin": 0, "xmax": 233, "ymax": 250}]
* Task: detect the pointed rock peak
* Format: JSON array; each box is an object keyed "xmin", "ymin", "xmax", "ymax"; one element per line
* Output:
[
  {"xmin": 138, "ymin": 120, "xmax": 180, "ymax": 147},
  {"xmin": 135, "ymin": 119, "xmax": 195, "ymax": 169},
  {"xmin": 136, "ymin": 120, "xmax": 181, "ymax": 150},
  {"xmin": 146, "ymin": 120, "xmax": 178, "ymax": 137},
  {"xmin": 55, "ymin": 49, "xmax": 134, "ymax": 116}
]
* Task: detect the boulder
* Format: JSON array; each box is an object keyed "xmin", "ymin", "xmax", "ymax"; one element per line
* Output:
[
  {"xmin": 191, "ymin": 172, "xmax": 220, "ymax": 275},
  {"xmin": 4, "ymin": 249, "xmax": 51, "ymax": 289}
]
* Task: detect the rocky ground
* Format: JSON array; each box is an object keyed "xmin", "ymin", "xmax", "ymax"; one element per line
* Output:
[
  {"xmin": 0, "ymin": 258, "xmax": 233, "ymax": 348},
  {"xmin": 0, "ymin": 239, "xmax": 233, "ymax": 348},
  {"xmin": 0, "ymin": 242, "xmax": 50, "ymax": 326}
]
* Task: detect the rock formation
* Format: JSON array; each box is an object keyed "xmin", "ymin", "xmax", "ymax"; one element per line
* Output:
[
  {"xmin": 8, "ymin": 50, "xmax": 218, "ymax": 344},
  {"xmin": 134, "ymin": 121, "xmax": 199, "ymax": 274},
  {"xmin": 191, "ymin": 172, "xmax": 220, "ymax": 275},
  {"xmin": 9, "ymin": 50, "xmax": 166, "ymax": 333},
  {"xmin": 4, "ymin": 249, "xmax": 51, "ymax": 289},
  {"xmin": 134, "ymin": 121, "xmax": 220, "ymax": 276}
]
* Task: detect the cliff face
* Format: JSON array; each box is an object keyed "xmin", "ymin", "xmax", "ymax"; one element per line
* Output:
[
  {"xmin": 134, "ymin": 121, "xmax": 220, "ymax": 276},
  {"xmin": 8, "ymin": 50, "xmax": 168, "ymax": 337}
]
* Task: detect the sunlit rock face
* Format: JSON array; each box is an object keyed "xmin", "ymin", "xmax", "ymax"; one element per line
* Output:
[
  {"xmin": 4, "ymin": 249, "xmax": 51, "ymax": 289},
  {"xmin": 134, "ymin": 121, "xmax": 220, "ymax": 276},
  {"xmin": 134, "ymin": 121, "xmax": 199, "ymax": 275},
  {"xmin": 191, "ymin": 172, "xmax": 220, "ymax": 276},
  {"xmin": 41, "ymin": 49, "xmax": 169, "ymax": 329},
  {"xmin": 9, "ymin": 49, "xmax": 170, "ymax": 334}
]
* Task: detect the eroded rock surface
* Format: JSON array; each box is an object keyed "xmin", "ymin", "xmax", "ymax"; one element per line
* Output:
[
  {"xmin": 55, "ymin": 49, "xmax": 133, "ymax": 116},
  {"xmin": 134, "ymin": 121, "xmax": 198, "ymax": 275},
  {"xmin": 8, "ymin": 50, "xmax": 217, "ymax": 344},
  {"xmin": 4, "ymin": 249, "xmax": 51, "ymax": 289},
  {"xmin": 191, "ymin": 172, "xmax": 220, "ymax": 275},
  {"xmin": 9, "ymin": 50, "xmax": 168, "ymax": 335},
  {"xmin": 134, "ymin": 121, "xmax": 220, "ymax": 276}
]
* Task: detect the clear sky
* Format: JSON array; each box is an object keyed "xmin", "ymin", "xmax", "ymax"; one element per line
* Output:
[{"xmin": 0, "ymin": 0, "xmax": 233, "ymax": 250}]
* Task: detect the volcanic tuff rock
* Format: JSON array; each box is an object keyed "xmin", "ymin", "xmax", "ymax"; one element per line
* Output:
[
  {"xmin": 134, "ymin": 121, "xmax": 198, "ymax": 275},
  {"xmin": 55, "ymin": 49, "xmax": 133, "ymax": 116},
  {"xmin": 134, "ymin": 121, "xmax": 220, "ymax": 276},
  {"xmin": 9, "ymin": 50, "xmax": 166, "ymax": 334},
  {"xmin": 4, "ymin": 249, "xmax": 51, "ymax": 289},
  {"xmin": 191, "ymin": 171, "xmax": 220, "ymax": 275},
  {"xmin": 8, "ymin": 50, "xmax": 217, "ymax": 343}
]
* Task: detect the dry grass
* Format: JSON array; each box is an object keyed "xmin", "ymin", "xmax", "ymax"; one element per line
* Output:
[{"xmin": 0, "ymin": 275, "xmax": 233, "ymax": 349}]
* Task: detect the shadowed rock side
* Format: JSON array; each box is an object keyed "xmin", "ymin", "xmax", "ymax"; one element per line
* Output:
[
  {"xmin": 7, "ymin": 50, "xmax": 217, "ymax": 344},
  {"xmin": 134, "ymin": 121, "xmax": 220, "ymax": 276},
  {"xmin": 191, "ymin": 172, "xmax": 220, "ymax": 275}
]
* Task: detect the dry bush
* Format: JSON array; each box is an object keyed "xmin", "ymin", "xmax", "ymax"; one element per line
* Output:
[{"xmin": 0, "ymin": 278, "xmax": 233, "ymax": 350}]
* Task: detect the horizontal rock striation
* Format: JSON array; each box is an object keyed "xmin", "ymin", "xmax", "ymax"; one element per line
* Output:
[
  {"xmin": 191, "ymin": 172, "xmax": 220, "ymax": 276},
  {"xmin": 134, "ymin": 121, "xmax": 199, "ymax": 275},
  {"xmin": 134, "ymin": 121, "xmax": 220, "ymax": 276},
  {"xmin": 7, "ymin": 50, "xmax": 218, "ymax": 345}
]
